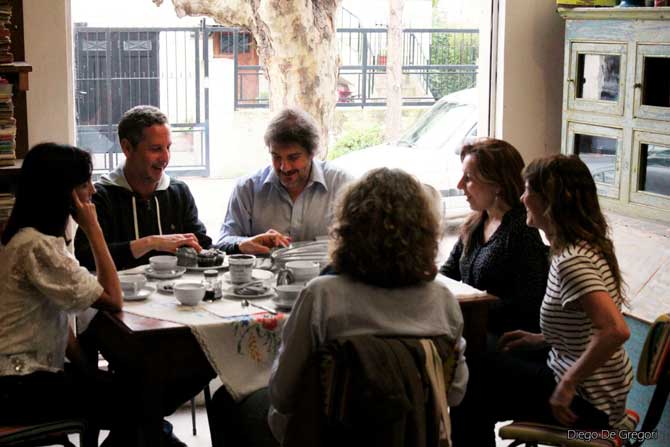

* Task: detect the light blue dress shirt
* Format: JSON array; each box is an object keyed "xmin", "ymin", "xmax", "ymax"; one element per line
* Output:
[{"xmin": 215, "ymin": 160, "xmax": 354, "ymax": 248}]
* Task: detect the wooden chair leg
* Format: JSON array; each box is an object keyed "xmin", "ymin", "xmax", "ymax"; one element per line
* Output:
[{"xmin": 191, "ymin": 397, "xmax": 197, "ymax": 436}]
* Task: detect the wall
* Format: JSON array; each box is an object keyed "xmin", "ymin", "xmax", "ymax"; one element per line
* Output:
[
  {"xmin": 494, "ymin": 0, "xmax": 565, "ymax": 162},
  {"xmin": 24, "ymin": 0, "xmax": 74, "ymax": 146}
]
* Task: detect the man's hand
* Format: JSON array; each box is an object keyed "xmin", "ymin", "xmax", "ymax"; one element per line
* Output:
[
  {"xmin": 239, "ymin": 229, "xmax": 291, "ymax": 255},
  {"xmin": 497, "ymin": 330, "xmax": 545, "ymax": 352},
  {"xmin": 550, "ymin": 378, "xmax": 578, "ymax": 426},
  {"xmin": 151, "ymin": 233, "xmax": 202, "ymax": 253}
]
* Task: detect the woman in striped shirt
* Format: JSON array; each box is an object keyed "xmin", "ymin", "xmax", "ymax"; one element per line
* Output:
[{"xmin": 451, "ymin": 154, "xmax": 634, "ymax": 446}]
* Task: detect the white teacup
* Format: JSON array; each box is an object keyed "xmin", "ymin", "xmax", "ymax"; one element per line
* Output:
[
  {"xmin": 149, "ymin": 255, "xmax": 178, "ymax": 272},
  {"xmin": 228, "ymin": 254, "xmax": 256, "ymax": 284},
  {"xmin": 119, "ymin": 274, "xmax": 147, "ymax": 296},
  {"xmin": 174, "ymin": 282, "xmax": 205, "ymax": 306},
  {"xmin": 285, "ymin": 261, "xmax": 320, "ymax": 282}
]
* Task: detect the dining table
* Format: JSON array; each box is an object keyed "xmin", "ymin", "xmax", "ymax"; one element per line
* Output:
[{"xmin": 79, "ymin": 261, "xmax": 498, "ymax": 446}]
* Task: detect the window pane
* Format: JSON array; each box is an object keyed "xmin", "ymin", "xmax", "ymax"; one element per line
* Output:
[
  {"xmin": 574, "ymin": 133, "xmax": 618, "ymax": 185},
  {"xmin": 639, "ymin": 143, "xmax": 670, "ymax": 196},
  {"xmin": 642, "ymin": 57, "xmax": 670, "ymax": 108},
  {"xmin": 576, "ymin": 54, "xmax": 620, "ymax": 101}
]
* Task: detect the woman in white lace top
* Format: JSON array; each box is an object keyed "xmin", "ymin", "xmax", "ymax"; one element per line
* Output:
[{"xmin": 0, "ymin": 143, "xmax": 123, "ymax": 445}]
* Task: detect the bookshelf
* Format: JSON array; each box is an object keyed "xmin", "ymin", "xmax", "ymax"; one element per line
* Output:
[
  {"xmin": 0, "ymin": 0, "xmax": 30, "ymax": 233},
  {"xmin": 0, "ymin": 0, "xmax": 31, "ymax": 165}
]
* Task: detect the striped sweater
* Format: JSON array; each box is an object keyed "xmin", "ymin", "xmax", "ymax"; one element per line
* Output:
[{"xmin": 541, "ymin": 241, "xmax": 634, "ymax": 428}]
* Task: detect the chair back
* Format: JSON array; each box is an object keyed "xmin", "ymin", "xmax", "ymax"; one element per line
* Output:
[
  {"xmin": 282, "ymin": 334, "xmax": 459, "ymax": 447},
  {"xmin": 629, "ymin": 313, "xmax": 670, "ymax": 446},
  {"xmin": 0, "ymin": 419, "xmax": 85, "ymax": 447}
]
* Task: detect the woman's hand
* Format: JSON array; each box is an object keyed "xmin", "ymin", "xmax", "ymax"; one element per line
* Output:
[
  {"xmin": 550, "ymin": 378, "xmax": 578, "ymax": 426},
  {"xmin": 497, "ymin": 330, "xmax": 545, "ymax": 352},
  {"xmin": 71, "ymin": 189, "xmax": 100, "ymax": 236}
]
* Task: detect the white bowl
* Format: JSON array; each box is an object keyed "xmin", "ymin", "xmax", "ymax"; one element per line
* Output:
[
  {"xmin": 276, "ymin": 284, "xmax": 304, "ymax": 303},
  {"xmin": 119, "ymin": 274, "xmax": 147, "ymax": 295},
  {"xmin": 149, "ymin": 255, "xmax": 178, "ymax": 271},
  {"xmin": 174, "ymin": 282, "xmax": 205, "ymax": 306},
  {"xmin": 285, "ymin": 261, "xmax": 320, "ymax": 281}
]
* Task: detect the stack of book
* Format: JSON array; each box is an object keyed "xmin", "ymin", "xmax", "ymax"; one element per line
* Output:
[
  {"xmin": 0, "ymin": 78, "xmax": 14, "ymax": 166},
  {"xmin": 0, "ymin": 192, "xmax": 14, "ymax": 234},
  {"xmin": 0, "ymin": 0, "xmax": 11, "ymax": 64}
]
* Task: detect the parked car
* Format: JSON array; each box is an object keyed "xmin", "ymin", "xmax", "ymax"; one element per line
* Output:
[{"xmin": 331, "ymin": 88, "xmax": 478, "ymax": 215}]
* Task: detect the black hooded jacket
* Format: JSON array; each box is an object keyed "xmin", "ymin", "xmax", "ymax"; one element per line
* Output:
[{"xmin": 74, "ymin": 165, "xmax": 212, "ymax": 271}]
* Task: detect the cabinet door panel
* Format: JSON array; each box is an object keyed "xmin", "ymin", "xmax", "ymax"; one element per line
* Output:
[
  {"xmin": 634, "ymin": 44, "xmax": 670, "ymax": 122},
  {"xmin": 568, "ymin": 42, "xmax": 626, "ymax": 116},
  {"xmin": 630, "ymin": 131, "xmax": 670, "ymax": 209},
  {"xmin": 567, "ymin": 122, "xmax": 623, "ymax": 199}
]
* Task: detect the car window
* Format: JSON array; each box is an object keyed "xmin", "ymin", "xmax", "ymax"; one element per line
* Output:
[{"xmin": 399, "ymin": 102, "xmax": 477, "ymax": 150}]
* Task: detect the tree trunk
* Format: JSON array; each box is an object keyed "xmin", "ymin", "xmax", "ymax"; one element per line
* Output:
[
  {"xmin": 153, "ymin": 0, "xmax": 341, "ymax": 158},
  {"xmin": 385, "ymin": 0, "xmax": 404, "ymax": 142}
]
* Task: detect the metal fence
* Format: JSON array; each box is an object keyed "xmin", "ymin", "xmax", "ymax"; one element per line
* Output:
[
  {"xmin": 235, "ymin": 27, "xmax": 479, "ymax": 108},
  {"xmin": 74, "ymin": 25, "xmax": 209, "ymax": 176}
]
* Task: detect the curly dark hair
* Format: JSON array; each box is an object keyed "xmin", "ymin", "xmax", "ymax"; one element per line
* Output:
[
  {"xmin": 329, "ymin": 168, "xmax": 440, "ymax": 288},
  {"xmin": 118, "ymin": 105, "xmax": 168, "ymax": 147},
  {"xmin": 2, "ymin": 143, "xmax": 92, "ymax": 245},
  {"xmin": 263, "ymin": 108, "xmax": 320, "ymax": 155},
  {"xmin": 459, "ymin": 138, "xmax": 525, "ymax": 253},
  {"xmin": 523, "ymin": 154, "xmax": 626, "ymax": 303}
]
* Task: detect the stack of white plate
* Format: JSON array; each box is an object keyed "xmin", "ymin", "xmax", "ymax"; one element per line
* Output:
[{"xmin": 271, "ymin": 240, "xmax": 329, "ymax": 269}]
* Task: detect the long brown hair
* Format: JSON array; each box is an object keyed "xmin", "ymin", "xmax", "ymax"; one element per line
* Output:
[
  {"xmin": 459, "ymin": 138, "xmax": 525, "ymax": 253},
  {"xmin": 523, "ymin": 154, "xmax": 626, "ymax": 302},
  {"xmin": 329, "ymin": 168, "xmax": 439, "ymax": 288}
]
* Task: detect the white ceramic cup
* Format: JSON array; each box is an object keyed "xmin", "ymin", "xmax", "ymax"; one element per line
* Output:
[
  {"xmin": 119, "ymin": 274, "xmax": 147, "ymax": 296},
  {"xmin": 285, "ymin": 260, "xmax": 320, "ymax": 282},
  {"xmin": 174, "ymin": 282, "xmax": 206, "ymax": 306},
  {"xmin": 228, "ymin": 254, "xmax": 256, "ymax": 284},
  {"xmin": 149, "ymin": 255, "xmax": 178, "ymax": 272}
]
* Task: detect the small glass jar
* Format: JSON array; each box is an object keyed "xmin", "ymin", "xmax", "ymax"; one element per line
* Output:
[{"xmin": 202, "ymin": 269, "xmax": 222, "ymax": 301}]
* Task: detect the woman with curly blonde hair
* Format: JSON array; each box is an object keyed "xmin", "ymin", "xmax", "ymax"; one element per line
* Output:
[
  {"xmin": 329, "ymin": 167, "xmax": 440, "ymax": 287},
  {"xmin": 213, "ymin": 168, "xmax": 468, "ymax": 447}
]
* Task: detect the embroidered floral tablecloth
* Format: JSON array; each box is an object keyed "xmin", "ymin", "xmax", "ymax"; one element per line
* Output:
[{"xmin": 115, "ymin": 269, "xmax": 287, "ymax": 401}]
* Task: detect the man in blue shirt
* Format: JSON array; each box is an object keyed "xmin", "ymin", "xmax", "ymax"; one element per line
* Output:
[{"xmin": 216, "ymin": 108, "xmax": 354, "ymax": 254}]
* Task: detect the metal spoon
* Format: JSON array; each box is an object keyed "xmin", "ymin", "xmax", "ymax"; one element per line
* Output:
[{"xmin": 241, "ymin": 299, "xmax": 277, "ymax": 315}]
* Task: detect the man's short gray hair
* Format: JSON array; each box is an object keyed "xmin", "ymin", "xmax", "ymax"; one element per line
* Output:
[
  {"xmin": 264, "ymin": 108, "xmax": 320, "ymax": 155},
  {"xmin": 118, "ymin": 105, "xmax": 168, "ymax": 147}
]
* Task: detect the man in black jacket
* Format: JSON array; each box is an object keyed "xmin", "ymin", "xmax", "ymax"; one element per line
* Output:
[
  {"xmin": 75, "ymin": 105, "xmax": 210, "ymax": 271},
  {"xmin": 74, "ymin": 105, "xmax": 213, "ymax": 447}
]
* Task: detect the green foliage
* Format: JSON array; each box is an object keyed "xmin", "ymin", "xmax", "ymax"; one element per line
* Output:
[
  {"xmin": 428, "ymin": 32, "xmax": 479, "ymax": 100},
  {"xmin": 328, "ymin": 125, "xmax": 384, "ymax": 160}
]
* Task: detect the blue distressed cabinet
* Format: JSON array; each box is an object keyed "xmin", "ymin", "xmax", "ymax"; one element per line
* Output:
[{"xmin": 559, "ymin": 7, "xmax": 670, "ymax": 222}]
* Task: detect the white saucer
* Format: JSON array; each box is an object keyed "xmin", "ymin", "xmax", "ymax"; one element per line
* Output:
[
  {"xmin": 223, "ymin": 289, "xmax": 276, "ymax": 300},
  {"xmin": 123, "ymin": 285, "xmax": 156, "ymax": 301},
  {"xmin": 144, "ymin": 266, "xmax": 186, "ymax": 279},
  {"xmin": 223, "ymin": 269, "xmax": 273, "ymax": 283},
  {"xmin": 186, "ymin": 263, "xmax": 228, "ymax": 272},
  {"xmin": 271, "ymin": 296, "xmax": 295, "ymax": 311}
]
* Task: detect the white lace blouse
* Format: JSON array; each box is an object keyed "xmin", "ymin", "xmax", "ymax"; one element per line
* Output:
[{"xmin": 0, "ymin": 227, "xmax": 102, "ymax": 376}]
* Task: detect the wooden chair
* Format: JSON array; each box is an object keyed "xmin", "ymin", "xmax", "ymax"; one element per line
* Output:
[
  {"xmin": 499, "ymin": 313, "xmax": 670, "ymax": 447},
  {"xmin": 282, "ymin": 334, "xmax": 459, "ymax": 447},
  {"xmin": 0, "ymin": 419, "xmax": 86, "ymax": 447}
]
